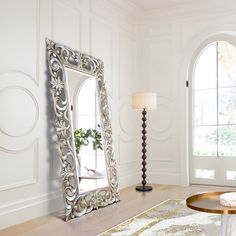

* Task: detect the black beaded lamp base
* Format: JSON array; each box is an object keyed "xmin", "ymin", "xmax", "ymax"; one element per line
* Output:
[
  {"xmin": 135, "ymin": 108, "xmax": 153, "ymax": 192},
  {"xmin": 135, "ymin": 185, "xmax": 152, "ymax": 192}
]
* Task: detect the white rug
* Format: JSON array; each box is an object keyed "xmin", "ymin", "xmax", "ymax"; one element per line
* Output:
[{"xmin": 99, "ymin": 199, "xmax": 221, "ymax": 236}]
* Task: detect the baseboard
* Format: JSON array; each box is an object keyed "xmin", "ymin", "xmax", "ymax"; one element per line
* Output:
[
  {"xmin": 0, "ymin": 190, "xmax": 63, "ymax": 230},
  {"xmin": 148, "ymin": 171, "xmax": 180, "ymax": 185}
]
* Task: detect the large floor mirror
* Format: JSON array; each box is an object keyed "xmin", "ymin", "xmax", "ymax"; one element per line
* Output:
[{"xmin": 46, "ymin": 39, "xmax": 119, "ymax": 221}]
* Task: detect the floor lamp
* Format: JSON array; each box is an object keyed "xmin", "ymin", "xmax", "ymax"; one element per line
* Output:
[{"xmin": 132, "ymin": 92, "xmax": 157, "ymax": 192}]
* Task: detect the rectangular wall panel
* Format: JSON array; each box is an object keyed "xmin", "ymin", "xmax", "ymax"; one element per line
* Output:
[
  {"xmin": 148, "ymin": 39, "xmax": 172, "ymax": 97},
  {"xmin": 90, "ymin": 18, "xmax": 113, "ymax": 95},
  {"xmin": 53, "ymin": 0, "xmax": 81, "ymax": 50},
  {"xmin": 0, "ymin": 0, "xmax": 38, "ymax": 192},
  {"xmin": 0, "ymin": 0, "xmax": 37, "ymax": 79},
  {"xmin": 0, "ymin": 142, "xmax": 37, "ymax": 191},
  {"xmin": 118, "ymin": 138, "xmax": 139, "ymax": 165},
  {"xmin": 149, "ymin": 138, "xmax": 172, "ymax": 161},
  {"xmin": 119, "ymin": 33, "xmax": 137, "ymax": 97}
]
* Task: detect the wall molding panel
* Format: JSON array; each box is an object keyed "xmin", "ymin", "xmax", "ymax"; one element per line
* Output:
[
  {"xmin": 0, "ymin": 71, "xmax": 39, "ymax": 152},
  {"xmin": 0, "ymin": 86, "xmax": 39, "ymax": 138},
  {"xmin": 52, "ymin": 0, "xmax": 82, "ymax": 50},
  {"xmin": 118, "ymin": 32, "xmax": 137, "ymax": 98},
  {"xmin": 118, "ymin": 98, "xmax": 139, "ymax": 139},
  {"xmin": 0, "ymin": 140, "xmax": 38, "ymax": 192},
  {"xmin": 118, "ymin": 137, "xmax": 139, "ymax": 165},
  {"xmin": 90, "ymin": 16, "xmax": 114, "ymax": 95}
]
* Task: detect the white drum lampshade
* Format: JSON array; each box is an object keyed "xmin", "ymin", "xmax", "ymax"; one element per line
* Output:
[{"xmin": 132, "ymin": 92, "xmax": 157, "ymax": 110}]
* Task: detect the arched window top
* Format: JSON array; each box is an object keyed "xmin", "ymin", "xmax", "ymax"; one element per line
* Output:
[
  {"xmin": 194, "ymin": 41, "xmax": 236, "ymax": 91},
  {"xmin": 76, "ymin": 77, "xmax": 100, "ymax": 131},
  {"xmin": 77, "ymin": 78, "xmax": 96, "ymax": 116}
]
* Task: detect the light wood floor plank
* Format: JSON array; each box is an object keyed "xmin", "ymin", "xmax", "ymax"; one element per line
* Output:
[{"xmin": 0, "ymin": 184, "xmax": 235, "ymax": 236}]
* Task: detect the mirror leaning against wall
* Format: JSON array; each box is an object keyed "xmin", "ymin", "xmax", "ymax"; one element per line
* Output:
[{"xmin": 46, "ymin": 39, "xmax": 119, "ymax": 221}]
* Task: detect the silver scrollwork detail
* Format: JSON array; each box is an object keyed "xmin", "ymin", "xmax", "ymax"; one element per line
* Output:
[{"xmin": 46, "ymin": 38, "xmax": 119, "ymax": 221}]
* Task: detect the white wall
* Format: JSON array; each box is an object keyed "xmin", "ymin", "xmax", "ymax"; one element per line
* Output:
[
  {"xmin": 3, "ymin": 0, "xmax": 236, "ymax": 230},
  {"xmin": 138, "ymin": 0, "xmax": 236, "ymax": 186},
  {"xmin": 0, "ymin": 0, "xmax": 141, "ymax": 229}
]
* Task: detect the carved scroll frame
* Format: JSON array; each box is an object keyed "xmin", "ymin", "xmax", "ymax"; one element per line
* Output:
[{"xmin": 46, "ymin": 39, "xmax": 119, "ymax": 221}]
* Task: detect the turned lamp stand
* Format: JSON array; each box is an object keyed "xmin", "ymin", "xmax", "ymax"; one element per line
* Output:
[
  {"xmin": 132, "ymin": 92, "xmax": 157, "ymax": 192},
  {"xmin": 135, "ymin": 109, "xmax": 152, "ymax": 192}
]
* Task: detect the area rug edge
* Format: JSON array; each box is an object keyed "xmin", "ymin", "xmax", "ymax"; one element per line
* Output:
[{"xmin": 97, "ymin": 199, "xmax": 184, "ymax": 236}]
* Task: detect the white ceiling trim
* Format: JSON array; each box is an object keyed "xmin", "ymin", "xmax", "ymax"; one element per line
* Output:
[{"xmin": 128, "ymin": 0, "xmax": 195, "ymax": 11}]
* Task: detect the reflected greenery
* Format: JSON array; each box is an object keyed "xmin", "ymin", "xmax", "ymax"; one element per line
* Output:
[{"xmin": 74, "ymin": 125, "xmax": 103, "ymax": 154}]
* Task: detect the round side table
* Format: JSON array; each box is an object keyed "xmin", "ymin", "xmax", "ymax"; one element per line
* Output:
[{"xmin": 186, "ymin": 191, "xmax": 236, "ymax": 236}]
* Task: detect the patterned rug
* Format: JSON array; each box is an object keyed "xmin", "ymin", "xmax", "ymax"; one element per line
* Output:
[{"xmin": 98, "ymin": 199, "xmax": 221, "ymax": 236}]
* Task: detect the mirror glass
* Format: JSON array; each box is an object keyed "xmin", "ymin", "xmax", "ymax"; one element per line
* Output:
[{"xmin": 66, "ymin": 68, "xmax": 108, "ymax": 193}]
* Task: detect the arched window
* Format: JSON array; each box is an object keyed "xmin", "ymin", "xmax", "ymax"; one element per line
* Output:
[{"xmin": 190, "ymin": 41, "xmax": 236, "ymax": 186}]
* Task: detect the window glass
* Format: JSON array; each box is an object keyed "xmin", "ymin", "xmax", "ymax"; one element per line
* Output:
[{"xmin": 194, "ymin": 42, "xmax": 217, "ymax": 90}]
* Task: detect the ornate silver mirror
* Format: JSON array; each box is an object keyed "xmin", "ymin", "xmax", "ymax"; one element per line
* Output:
[{"xmin": 46, "ymin": 39, "xmax": 119, "ymax": 221}]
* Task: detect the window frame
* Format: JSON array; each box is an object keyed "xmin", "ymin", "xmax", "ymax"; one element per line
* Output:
[{"xmin": 189, "ymin": 37, "xmax": 236, "ymax": 186}]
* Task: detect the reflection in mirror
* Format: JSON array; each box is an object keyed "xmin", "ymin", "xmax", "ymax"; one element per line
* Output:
[{"xmin": 66, "ymin": 69, "xmax": 108, "ymax": 193}]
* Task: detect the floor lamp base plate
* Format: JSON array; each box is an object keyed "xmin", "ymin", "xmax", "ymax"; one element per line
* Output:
[{"xmin": 135, "ymin": 186, "xmax": 152, "ymax": 192}]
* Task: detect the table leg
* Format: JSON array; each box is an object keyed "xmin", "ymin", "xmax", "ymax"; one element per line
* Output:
[{"xmin": 221, "ymin": 214, "xmax": 236, "ymax": 236}]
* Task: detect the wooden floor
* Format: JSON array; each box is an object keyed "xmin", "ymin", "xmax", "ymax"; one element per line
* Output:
[{"xmin": 1, "ymin": 184, "xmax": 235, "ymax": 236}]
